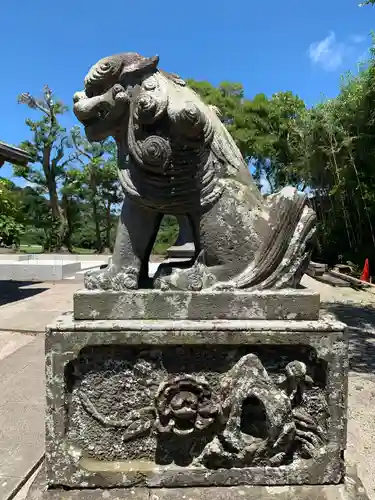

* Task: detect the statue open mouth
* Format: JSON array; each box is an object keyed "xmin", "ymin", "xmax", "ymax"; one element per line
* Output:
[
  {"xmin": 82, "ymin": 118, "xmax": 109, "ymax": 142},
  {"xmin": 78, "ymin": 104, "xmax": 119, "ymax": 141},
  {"xmin": 82, "ymin": 111, "xmax": 110, "ymax": 129},
  {"xmin": 81, "ymin": 116, "xmax": 100, "ymax": 128},
  {"xmin": 75, "ymin": 92, "xmax": 130, "ymax": 142}
]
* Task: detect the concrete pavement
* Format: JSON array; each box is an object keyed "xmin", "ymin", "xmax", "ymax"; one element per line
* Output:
[
  {"xmin": 0, "ymin": 282, "xmax": 80, "ymax": 333},
  {"xmin": 0, "ymin": 333, "xmax": 45, "ymax": 500},
  {"xmin": 0, "ymin": 280, "xmax": 73, "ymax": 498}
]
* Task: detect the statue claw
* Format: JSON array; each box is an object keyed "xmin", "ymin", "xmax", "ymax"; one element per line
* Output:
[{"xmin": 84, "ymin": 265, "xmax": 139, "ymax": 291}]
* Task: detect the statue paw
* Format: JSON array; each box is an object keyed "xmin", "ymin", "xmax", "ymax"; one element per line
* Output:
[
  {"xmin": 111, "ymin": 267, "xmax": 139, "ymax": 290},
  {"xmin": 84, "ymin": 265, "xmax": 139, "ymax": 290},
  {"xmin": 84, "ymin": 267, "xmax": 112, "ymax": 290}
]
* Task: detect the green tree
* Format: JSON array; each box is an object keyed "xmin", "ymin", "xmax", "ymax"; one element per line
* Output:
[
  {"xmin": 60, "ymin": 169, "xmax": 84, "ymax": 251},
  {"xmin": 100, "ymin": 161, "xmax": 123, "ymax": 251},
  {"xmin": 0, "ymin": 178, "xmax": 24, "ymax": 247},
  {"xmin": 300, "ymin": 39, "xmax": 375, "ymax": 266},
  {"xmin": 17, "ymin": 185, "xmax": 51, "ymax": 246},
  {"xmin": 187, "ymin": 67, "xmax": 375, "ymax": 268},
  {"xmin": 249, "ymin": 91, "xmax": 308, "ymax": 192},
  {"xmin": 153, "ymin": 216, "xmax": 179, "ymax": 255},
  {"xmin": 188, "ymin": 79, "xmax": 308, "ymax": 193},
  {"xmin": 15, "ymin": 85, "xmax": 75, "ymax": 251},
  {"xmin": 70, "ymin": 127, "xmax": 121, "ymax": 252}
]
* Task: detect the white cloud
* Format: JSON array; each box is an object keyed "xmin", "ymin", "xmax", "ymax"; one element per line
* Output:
[
  {"xmin": 308, "ymin": 32, "xmax": 367, "ymax": 72},
  {"xmin": 350, "ymin": 34, "xmax": 366, "ymax": 44},
  {"xmin": 308, "ymin": 32, "xmax": 347, "ymax": 71}
]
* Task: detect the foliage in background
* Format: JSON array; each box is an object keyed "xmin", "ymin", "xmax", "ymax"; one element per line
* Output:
[
  {"xmin": 188, "ymin": 43, "xmax": 375, "ymax": 268},
  {"xmin": 13, "ymin": 90, "xmax": 126, "ymax": 253},
  {"xmin": 16, "ymin": 86, "xmax": 75, "ymax": 251},
  {"xmin": 4, "ymin": 35, "xmax": 375, "ymax": 265},
  {"xmin": 153, "ymin": 216, "xmax": 179, "ymax": 255},
  {"xmin": 68, "ymin": 126, "xmax": 122, "ymax": 252},
  {"xmin": 0, "ymin": 178, "xmax": 24, "ymax": 247}
]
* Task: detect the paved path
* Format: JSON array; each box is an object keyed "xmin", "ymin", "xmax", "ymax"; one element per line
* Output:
[
  {"xmin": 0, "ymin": 280, "xmax": 78, "ymax": 498},
  {"xmin": 0, "ymin": 282, "xmax": 80, "ymax": 332},
  {"xmin": 0, "ymin": 333, "xmax": 44, "ymax": 500}
]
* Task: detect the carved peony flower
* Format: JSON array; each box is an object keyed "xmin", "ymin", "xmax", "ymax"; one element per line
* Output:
[{"xmin": 154, "ymin": 375, "xmax": 221, "ymax": 436}]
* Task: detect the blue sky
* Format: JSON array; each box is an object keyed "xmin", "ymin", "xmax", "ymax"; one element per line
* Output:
[{"xmin": 1, "ymin": 0, "xmax": 374, "ymax": 183}]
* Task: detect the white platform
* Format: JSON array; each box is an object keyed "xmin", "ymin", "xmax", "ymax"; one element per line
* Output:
[
  {"xmin": 0, "ymin": 254, "xmax": 190, "ymax": 282},
  {"xmin": 27, "ymin": 254, "xmax": 111, "ymax": 263},
  {"xmin": 0, "ymin": 254, "xmax": 29, "ymax": 261},
  {"xmin": 0, "ymin": 260, "xmax": 81, "ymax": 281}
]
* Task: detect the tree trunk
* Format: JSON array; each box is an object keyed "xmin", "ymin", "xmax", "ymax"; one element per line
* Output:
[
  {"xmin": 92, "ymin": 199, "xmax": 102, "ymax": 253},
  {"xmin": 42, "ymin": 147, "xmax": 66, "ymax": 251},
  {"xmin": 89, "ymin": 169, "xmax": 102, "ymax": 253},
  {"xmin": 105, "ymin": 201, "xmax": 112, "ymax": 250},
  {"xmin": 61, "ymin": 194, "xmax": 74, "ymax": 252}
]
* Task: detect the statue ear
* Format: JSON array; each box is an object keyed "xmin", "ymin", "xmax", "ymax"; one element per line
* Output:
[{"xmin": 120, "ymin": 55, "xmax": 159, "ymax": 78}]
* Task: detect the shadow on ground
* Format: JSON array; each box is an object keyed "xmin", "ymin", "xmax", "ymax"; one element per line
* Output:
[
  {"xmin": 0, "ymin": 281, "xmax": 48, "ymax": 306},
  {"xmin": 326, "ymin": 303, "xmax": 375, "ymax": 374}
]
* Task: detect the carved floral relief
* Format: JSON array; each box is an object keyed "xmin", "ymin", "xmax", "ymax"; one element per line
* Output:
[{"xmin": 71, "ymin": 349, "xmax": 328, "ymax": 468}]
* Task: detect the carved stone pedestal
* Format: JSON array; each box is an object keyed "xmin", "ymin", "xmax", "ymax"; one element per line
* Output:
[{"xmin": 25, "ymin": 290, "xmax": 369, "ymax": 499}]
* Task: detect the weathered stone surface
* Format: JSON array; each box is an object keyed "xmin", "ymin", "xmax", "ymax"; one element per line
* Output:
[
  {"xmin": 73, "ymin": 289, "xmax": 320, "ymax": 321},
  {"xmin": 73, "ymin": 52, "xmax": 316, "ymax": 292},
  {"xmin": 45, "ymin": 314, "xmax": 348, "ymax": 489},
  {"xmin": 25, "ymin": 465, "xmax": 370, "ymax": 499}
]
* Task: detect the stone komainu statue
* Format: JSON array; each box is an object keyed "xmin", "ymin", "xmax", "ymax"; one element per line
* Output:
[{"xmin": 73, "ymin": 52, "xmax": 316, "ymax": 291}]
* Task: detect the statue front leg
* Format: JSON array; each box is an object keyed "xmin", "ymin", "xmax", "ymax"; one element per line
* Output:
[{"xmin": 84, "ymin": 197, "xmax": 162, "ymax": 290}]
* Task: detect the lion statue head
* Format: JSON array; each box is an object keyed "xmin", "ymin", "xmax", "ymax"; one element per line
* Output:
[{"xmin": 73, "ymin": 53, "xmax": 258, "ymax": 212}]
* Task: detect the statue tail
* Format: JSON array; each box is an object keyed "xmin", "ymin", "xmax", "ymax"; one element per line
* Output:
[{"xmin": 211, "ymin": 187, "xmax": 317, "ymax": 290}]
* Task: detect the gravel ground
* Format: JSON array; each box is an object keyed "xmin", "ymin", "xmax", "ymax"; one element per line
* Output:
[{"xmin": 302, "ymin": 275, "xmax": 375, "ymax": 499}]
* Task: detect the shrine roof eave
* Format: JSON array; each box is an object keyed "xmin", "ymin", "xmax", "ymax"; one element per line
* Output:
[{"xmin": 0, "ymin": 141, "xmax": 33, "ymax": 166}]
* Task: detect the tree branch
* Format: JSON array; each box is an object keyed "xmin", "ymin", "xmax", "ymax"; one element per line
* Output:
[{"xmin": 72, "ymin": 133, "xmax": 92, "ymax": 161}]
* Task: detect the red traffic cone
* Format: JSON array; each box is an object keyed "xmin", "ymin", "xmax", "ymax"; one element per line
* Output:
[{"xmin": 360, "ymin": 258, "xmax": 370, "ymax": 282}]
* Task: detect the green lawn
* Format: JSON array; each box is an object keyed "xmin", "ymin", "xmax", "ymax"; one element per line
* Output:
[
  {"xmin": 71, "ymin": 247, "xmax": 96, "ymax": 254},
  {"xmin": 19, "ymin": 244, "xmax": 168, "ymax": 255},
  {"xmin": 19, "ymin": 244, "xmax": 43, "ymax": 254},
  {"xmin": 19, "ymin": 244, "xmax": 96, "ymax": 254}
]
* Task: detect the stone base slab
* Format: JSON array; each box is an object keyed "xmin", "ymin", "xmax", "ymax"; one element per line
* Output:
[
  {"xmin": 26, "ymin": 466, "xmax": 370, "ymax": 499},
  {"xmin": 73, "ymin": 288, "xmax": 320, "ymax": 320}
]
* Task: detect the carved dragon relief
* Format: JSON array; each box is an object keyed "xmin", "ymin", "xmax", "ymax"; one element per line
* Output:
[
  {"xmin": 73, "ymin": 52, "xmax": 316, "ymax": 292},
  {"xmin": 74, "ymin": 353, "xmax": 328, "ymax": 468}
]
